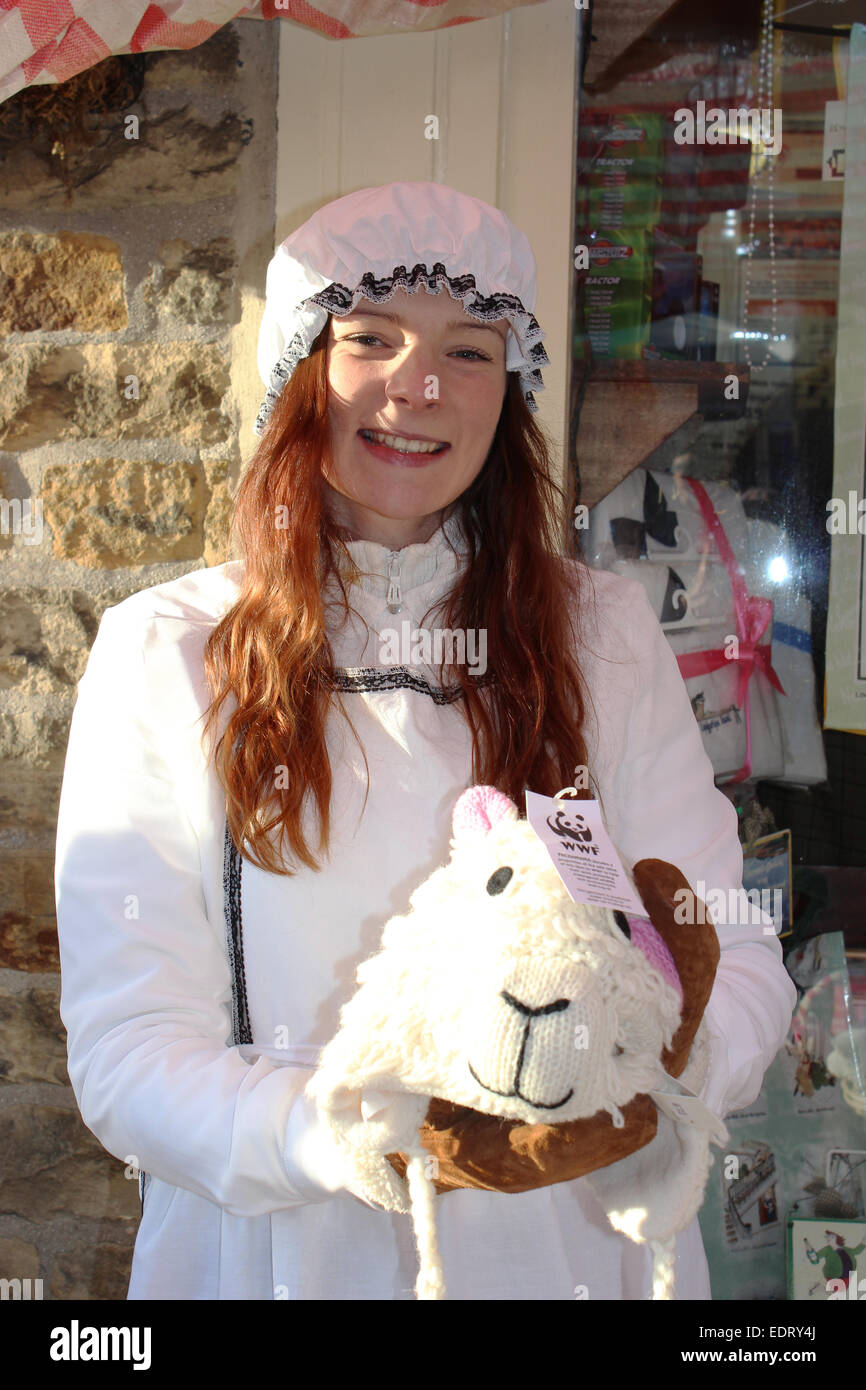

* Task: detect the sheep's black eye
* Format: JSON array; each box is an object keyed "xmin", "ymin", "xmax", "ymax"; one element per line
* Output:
[
  {"xmin": 613, "ymin": 910, "xmax": 631, "ymax": 940},
  {"xmin": 486, "ymin": 866, "xmax": 513, "ymax": 896}
]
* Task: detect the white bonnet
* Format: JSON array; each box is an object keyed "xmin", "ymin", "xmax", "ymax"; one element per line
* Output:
[{"xmin": 254, "ymin": 180, "xmax": 550, "ymax": 437}]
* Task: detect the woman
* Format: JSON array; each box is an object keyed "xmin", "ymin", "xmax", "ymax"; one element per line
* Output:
[{"xmin": 55, "ymin": 181, "xmax": 796, "ymax": 1300}]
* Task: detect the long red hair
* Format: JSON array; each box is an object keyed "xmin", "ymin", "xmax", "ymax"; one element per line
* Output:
[{"xmin": 201, "ymin": 322, "xmax": 601, "ymax": 874}]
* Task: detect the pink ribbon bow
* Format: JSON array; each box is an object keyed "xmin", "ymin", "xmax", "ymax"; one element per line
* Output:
[{"xmin": 674, "ymin": 477, "xmax": 785, "ymax": 784}]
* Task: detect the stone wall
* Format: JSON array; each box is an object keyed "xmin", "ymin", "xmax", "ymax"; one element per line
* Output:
[{"xmin": 0, "ymin": 20, "xmax": 277, "ymax": 1299}]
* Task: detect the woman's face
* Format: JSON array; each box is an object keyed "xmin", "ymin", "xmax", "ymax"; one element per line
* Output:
[{"xmin": 322, "ymin": 285, "xmax": 509, "ymax": 548}]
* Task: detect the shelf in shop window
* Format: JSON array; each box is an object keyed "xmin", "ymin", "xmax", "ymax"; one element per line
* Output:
[
  {"xmin": 572, "ymin": 359, "xmax": 750, "ymax": 511},
  {"xmin": 581, "ymin": 0, "xmax": 683, "ymax": 91},
  {"xmin": 579, "ymin": 358, "xmax": 749, "ymax": 393}
]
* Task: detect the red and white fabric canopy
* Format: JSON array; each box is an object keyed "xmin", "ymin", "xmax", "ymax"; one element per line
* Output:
[{"xmin": 0, "ymin": 0, "xmax": 545, "ymax": 105}]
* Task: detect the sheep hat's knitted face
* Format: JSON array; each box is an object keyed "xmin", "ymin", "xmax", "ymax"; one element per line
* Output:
[{"xmin": 310, "ymin": 786, "xmax": 692, "ymax": 1135}]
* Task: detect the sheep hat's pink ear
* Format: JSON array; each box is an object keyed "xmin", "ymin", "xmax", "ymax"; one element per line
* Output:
[{"xmin": 452, "ymin": 785, "xmax": 518, "ymax": 845}]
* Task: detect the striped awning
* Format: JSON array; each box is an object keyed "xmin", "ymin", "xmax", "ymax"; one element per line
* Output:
[{"xmin": 0, "ymin": 0, "xmax": 545, "ymax": 105}]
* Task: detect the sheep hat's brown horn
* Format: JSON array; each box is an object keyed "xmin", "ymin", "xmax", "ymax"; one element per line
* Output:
[{"xmin": 631, "ymin": 858, "xmax": 720, "ymax": 1078}]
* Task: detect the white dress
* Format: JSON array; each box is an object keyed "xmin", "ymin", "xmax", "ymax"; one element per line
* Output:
[{"xmin": 54, "ymin": 514, "xmax": 797, "ymax": 1300}]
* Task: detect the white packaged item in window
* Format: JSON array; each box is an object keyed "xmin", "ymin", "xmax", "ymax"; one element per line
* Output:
[
  {"xmin": 607, "ymin": 558, "xmax": 736, "ymax": 632},
  {"xmin": 585, "ymin": 469, "xmax": 751, "ymax": 571},
  {"xmin": 743, "ymin": 519, "xmax": 827, "ymax": 788},
  {"xmin": 664, "ymin": 621, "xmax": 785, "ymax": 783}
]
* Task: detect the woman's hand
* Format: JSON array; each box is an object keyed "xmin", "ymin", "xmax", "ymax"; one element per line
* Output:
[{"xmin": 386, "ymin": 1092, "xmax": 658, "ymax": 1195}]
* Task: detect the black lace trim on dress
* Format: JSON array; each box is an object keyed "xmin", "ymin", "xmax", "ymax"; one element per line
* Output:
[
  {"xmin": 222, "ymin": 818, "xmax": 252, "ymax": 1046},
  {"xmin": 329, "ymin": 664, "xmax": 491, "ymax": 706}
]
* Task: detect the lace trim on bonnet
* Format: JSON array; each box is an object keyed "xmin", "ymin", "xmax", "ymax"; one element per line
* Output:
[{"xmin": 253, "ymin": 261, "xmax": 550, "ymax": 438}]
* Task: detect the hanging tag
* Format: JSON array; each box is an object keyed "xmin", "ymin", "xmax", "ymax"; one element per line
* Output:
[
  {"xmin": 525, "ymin": 790, "xmax": 647, "ymax": 914},
  {"xmin": 649, "ymin": 1072, "xmax": 728, "ymax": 1146}
]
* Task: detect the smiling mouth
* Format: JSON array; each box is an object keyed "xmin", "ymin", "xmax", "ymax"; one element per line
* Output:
[
  {"xmin": 467, "ymin": 1060, "xmax": 574, "ymax": 1110},
  {"xmin": 358, "ymin": 429, "xmax": 450, "ymax": 456}
]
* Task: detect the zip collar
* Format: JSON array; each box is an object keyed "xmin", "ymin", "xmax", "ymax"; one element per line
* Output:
[{"xmin": 336, "ymin": 511, "xmax": 469, "ymax": 608}]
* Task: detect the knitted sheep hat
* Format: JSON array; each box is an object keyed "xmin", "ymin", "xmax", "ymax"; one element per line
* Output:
[
  {"xmin": 254, "ymin": 181, "xmax": 549, "ymax": 437},
  {"xmin": 306, "ymin": 785, "xmax": 726, "ymax": 1300}
]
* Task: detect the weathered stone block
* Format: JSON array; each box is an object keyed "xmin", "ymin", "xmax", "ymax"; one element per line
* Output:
[
  {"xmin": 50, "ymin": 1233, "xmax": 135, "ymax": 1301},
  {"xmin": 0, "ymin": 706, "xmax": 75, "ymax": 769},
  {"xmin": 0, "ymin": 231, "xmax": 126, "ymax": 334},
  {"xmin": 0, "ymin": 1106, "xmax": 139, "ymax": 1222},
  {"xmin": 144, "ymin": 237, "xmax": 237, "ymax": 325},
  {"xmin": 0, "ymin": 764, "xmax": 62, "ymax": 833},
  {"xmin": 0, "ymin": 848, "xmax": 60, "ymax": 973},
  {"xmin": 0, "ymin": 1235, "xmax": 40, "ymax": 1283},
  {"xmin": 0, "ymin": 980, "xmax": 67, "ymax": 1085},
  {"xmin": 203, "ymin": 457, "xmax": 235, "ymax": 568},
  {"xmin": 0, "ymin": 105, "xmax": 251, "ymax": 212},
  {"xmin": 144, "ymin": 26, "xmax": 241, "ymax": 92},
  {"xmin": 0, "ymin": 342, "xmax": 232, "ymax": 449},
  {"xmin": 41, "ymin": 458, "xmax": 206, "ymax": 567},
  {"xmin": 0, "ymin": 588, "xmax": 104, "ymax": 695},
  {"xmin": 0, "ymin": 911, "xmax": 60, "ymax": 974}
]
